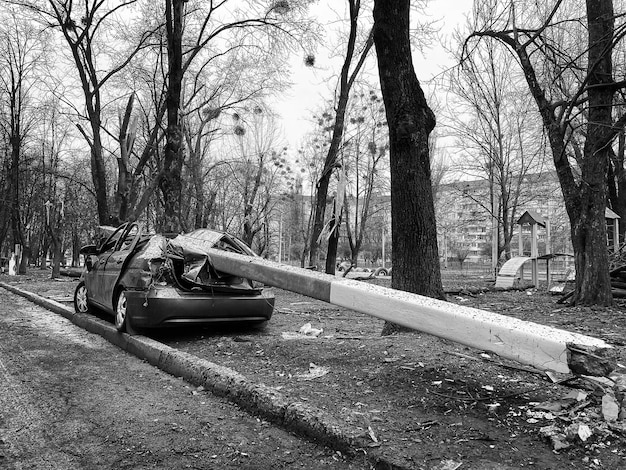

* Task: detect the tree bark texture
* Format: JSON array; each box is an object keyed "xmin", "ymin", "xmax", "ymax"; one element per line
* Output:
[
  {"xmin": 372, "ymin": 0, "xmax": 445, "ymax": 302},
  {"xmin": 85, "ymin": 114, "xmax": 110, "ymax": 226},
  {"xmin": 566, "ymin": 0, "xmax": 614, "ymax": 305},
  {"xmin": 160, "ymin": 0, "xmax": 185, "ymax": 235},
  {"xmin": 325, "ymin": 204, "xmax": 342, "ymax": 274},
  {"xmin": 535, "ymin": 0, "xmax": 614, "ymax": 305}
]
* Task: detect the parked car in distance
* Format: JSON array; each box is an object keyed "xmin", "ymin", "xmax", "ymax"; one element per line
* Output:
[
  {"xmin": 373, "ymin": 266, "xmax": 391, "ymax": 277},
  {"xmin": 74, "ymin": 223, "xmax": 274, "ymax": 334}
]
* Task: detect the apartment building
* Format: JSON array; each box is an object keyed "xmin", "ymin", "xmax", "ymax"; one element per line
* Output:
[
  {"xmin": 435, "ymin": 172, "xmax": 572, "ymax": 265},
  {"xmin": 279, "ymin": 172, "xmax": 615, "ymax": 271}
]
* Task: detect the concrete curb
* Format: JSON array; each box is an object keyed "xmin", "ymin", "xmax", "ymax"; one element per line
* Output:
[{"xmin": 0, "ymin": 281, "xmax": 409, "ymax": 469}]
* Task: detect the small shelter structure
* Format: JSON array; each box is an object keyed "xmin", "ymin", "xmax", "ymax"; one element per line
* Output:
[
  {"xmin": 606, "ymin": 207, "xmax": 620, "ymax": 252},
  {"xmin": 497, "ymin": 208, "xmax": 619, "ymax": 290},
  {"xmin": 516, "ymin": 210, "xmax": 549, "ymax": 286},
  {"xmin": 495, "ymin": 210, "xmax": 550, "ymax": 288}
]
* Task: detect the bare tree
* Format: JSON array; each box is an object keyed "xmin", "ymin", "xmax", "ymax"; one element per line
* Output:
[
  {"xmin": 9, "ymin": 0, "xmax": 154, "ymax": 226},
  {"xmin": 308, "ymin": 0, "xmax": 374, "ymax": 273},
  {"xmin": 39, "ymin": 98, "xmax": 76, "ymax": 278},
  {"xmin": 224, "ymin": 106, "xmax": 289, "ymax": 251},
  {"xmin": 287, "ymin": 136, "xmax": 326, "ymax": 267},
  {"xmin": 159, "ymin": 0, "xmax": 185, "ymax": 234},
  {"xmin": 373, "ymin": 0, "xmax": 446, "ymax": 336},
  {"xmin": 465, "ymin": 0, "xmax": 621, "ymax": 305},
  {"xmin": 0, "ymin": 11, "xmax": 47, "ymax": 273},
  {"xmin": 446, "ymin": 38, "xmax": 550, "ymax": 262},
  {"xmin": 155, "ymin": 0, "xmax": 314, "ymax": 234},
  {"xmin": 453, "ymin": 243, "xmax": 472, "ymax": 271},
  {"xmin": 177, "ymin": 46, "xmax": 289, "ymax": 231},
  {"xmin": 342, "ymin": 86, "xmax": 389, "ymax": 266}
]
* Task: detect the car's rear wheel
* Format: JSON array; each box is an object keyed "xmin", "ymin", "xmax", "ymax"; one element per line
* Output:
[
  {"xmin": 115, "ymin": 289, "xmax": 129, "ymax": 332},
  {"xmin": 114, "ymin": 289, "xmax": 139, "ymax": 335},
  {"xmin": 74, "ymin": 281, "xmax": 90, "ymax": 313}
]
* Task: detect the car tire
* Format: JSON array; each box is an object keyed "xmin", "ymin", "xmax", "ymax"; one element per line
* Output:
[
  {"xmin": 374, "ymin": 267, "xmax": 389, "ymax": 277},
  {"xmin": 114, "ymin": 289, "xmax": 127, "ymax": 331},
  {"xmin": 114, "ymin": 289, "xmax": 138, "ymax": 335},
  {"xmin": 74, "ymin": 281, "xmax": 91, "ymax": 313}
]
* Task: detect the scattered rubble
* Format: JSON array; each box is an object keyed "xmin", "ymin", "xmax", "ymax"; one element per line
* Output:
[
  {"xmin": 533, "ymin": 368, "xmax": 626, "ymax": 451},
  {"xmin": 295, "ymin": 362, "xmax": 330, "ymax": 381}
]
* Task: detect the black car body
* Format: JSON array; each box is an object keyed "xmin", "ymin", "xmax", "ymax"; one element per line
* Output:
[{"xmin": 74, "ymin": 223, "xmax": 274, "ymax": 333}]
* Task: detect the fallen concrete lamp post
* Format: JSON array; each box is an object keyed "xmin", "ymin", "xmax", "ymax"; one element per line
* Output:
[{"xmin": 206, "ymin": 248, "xmax": 616, "ymax": 377}]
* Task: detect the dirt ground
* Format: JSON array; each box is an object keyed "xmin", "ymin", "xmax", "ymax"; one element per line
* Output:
[
  {"xmin": 3, "ymin": 269, "xmax": 626, "ymax": 469},
  {"xmin": 0, "ymin": 288, "xmax": 361, "ymax": 470}
]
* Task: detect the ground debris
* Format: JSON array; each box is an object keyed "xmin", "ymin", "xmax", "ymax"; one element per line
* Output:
[
  {"xmin": 431, "ymin": 459, "xmax": 463, "ymax": 470},
  {"xmin": 533, "ymin": 374, "xmax": 626, "ymax": 451},
  {"xmin": 295, "ymin": 362, "xmax": 329, "ymax": 381},
  {"xmin": 567, "ymin": 344, "xmax": 616, "ymax": 377},
  {"xmin": 280, "ymin": 323, "xmax": 324, "ymax": 340},
  {"xmin": 602, "ymin": 393, "xmax": 620, "ymax": 421},
  {"xmin": 7, "ymin": 270, "xmax": 626, "ymax": 469},
  {"xmin": 299, "ymin": 323, "xmax": 323, "ymax": 337}
]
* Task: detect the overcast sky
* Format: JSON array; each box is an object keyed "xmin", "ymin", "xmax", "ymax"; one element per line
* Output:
[{"xmin": 274, "ymin": 0, "xmax": 473, "ymax": 148}]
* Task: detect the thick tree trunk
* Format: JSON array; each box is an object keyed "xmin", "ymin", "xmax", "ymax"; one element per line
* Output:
[
  {"xmin": 480, "ymin": 0, "xmax": 614, "ymax": 305},
  {"xmin": 564, "ymin": 0, "xmax": 613, "ymax": 305},
  {"xmin": 160, "ymin": 0, "xmax": 185, "ymax": 235},
  {"xmin": 571, "ymin": 206, "xmax": 611, "ymax": 304},
  {"xmin": 309, "ymin": 175, "xmax": 331, "ymax": 268},
  {"xmin": 78, "ymin": 75, "xmax": 110, "ymax": 226},
  {"xmin": 325, "ymin": 212, "xmax": 341, "ymax": 274},
  {"xmin": 72, "ymin": 229, "xmax": 80, "ymax": 267},
  {"xmin": 50, "ymin": 237, "xmax": 62, "ymax": 279},
  {"xmin": 39, "ymin": 236, "xmax": 50, "ymax": 269},
  {"xmin": 47, "ymin": 225, "xmax": 61, "ymax": 279},
  {"xmin": 373, "ymin": 0, "xmax": 445, "ymax": 321},
  {"xmin": 90, "ymin": 130, "xmax": 110, "ymax": 226}
]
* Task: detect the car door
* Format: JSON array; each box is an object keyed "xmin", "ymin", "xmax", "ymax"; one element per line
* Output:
[
  {"xmin": 86, "ymin": 225, "xmax": 127, "ymax": 309},
  {"xmin": 100, "ymin": 223, "xmax": 141, "ymax": 309}
]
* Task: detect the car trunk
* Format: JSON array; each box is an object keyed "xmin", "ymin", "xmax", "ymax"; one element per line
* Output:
[{"xmin": 128, "ymin": 232, "xmax": 264, "ymax": 295}]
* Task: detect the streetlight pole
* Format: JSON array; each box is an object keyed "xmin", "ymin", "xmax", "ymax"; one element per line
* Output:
[
  {"xmin": 381, "ymin": 222, "xmax": 385, "ymax": 269},
  {"xmin": 278, "ymin": 211, "xmax": 282, "ymax": 263},
  {"xmin": 490, "ymin": 165, "xmax": 498, "ymax": 278}
]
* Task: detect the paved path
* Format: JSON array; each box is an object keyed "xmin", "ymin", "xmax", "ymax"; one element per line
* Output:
[{"xmin": 0, "ymin": 289, "xmax": 361, "ymax": 469}]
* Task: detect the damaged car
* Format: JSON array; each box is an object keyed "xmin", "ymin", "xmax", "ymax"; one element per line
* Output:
[{"xmin": 73, "ymin": 223, "xmax": 274, "ymax": 333}]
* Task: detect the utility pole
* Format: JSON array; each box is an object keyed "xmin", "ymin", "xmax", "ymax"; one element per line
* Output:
[{"xmin": 490, "ymin": 165, "xmax": 498, "ymax": 278}]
